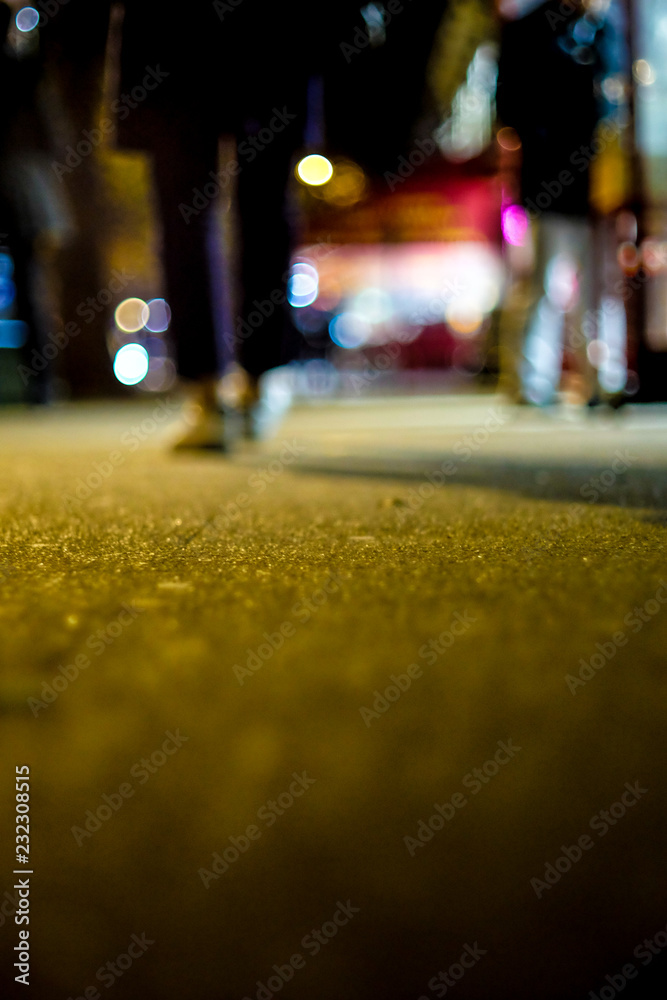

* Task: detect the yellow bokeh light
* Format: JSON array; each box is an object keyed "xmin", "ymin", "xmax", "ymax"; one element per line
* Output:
[
  {"xmin": 296, "ymin": 155, "xmax": 334, "ymax": 187},
  {"xmin": 115, "ymin": 297, "xmax": 150, "ymax": 333},
  {"xmin": 321, "ymin": 160, "xmax": 367, "ymax": 207}
]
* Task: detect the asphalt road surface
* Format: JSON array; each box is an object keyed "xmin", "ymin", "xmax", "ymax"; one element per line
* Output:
[{"xmin": 0, "ymin": 394, "xmax": 666, "ymax": 1000}]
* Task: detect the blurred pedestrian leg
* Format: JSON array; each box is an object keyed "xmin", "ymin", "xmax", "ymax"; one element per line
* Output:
[{"xmin": 520, "ymin": 214, "xmax": 597, "ymax": 405}]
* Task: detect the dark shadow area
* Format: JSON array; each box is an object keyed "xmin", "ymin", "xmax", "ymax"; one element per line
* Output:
[{"xmin": 290, "ymin": 453, "xmax": 667, "ymax": 513}]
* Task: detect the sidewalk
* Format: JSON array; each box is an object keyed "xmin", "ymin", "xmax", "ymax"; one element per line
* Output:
[{"xmin": 0, "ymin": 396, "xmax": 665, "ymax": 999}]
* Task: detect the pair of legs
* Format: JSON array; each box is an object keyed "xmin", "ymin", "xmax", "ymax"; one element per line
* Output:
[
  {"xmin": 151, "ymin": 107, "xmax": 304, "ymax": 381},
  {"xmin": 509, "ymin": 213, "xmax": 598, "ymax": 406},
  {"xmin": 150, "ymin": 110, "xmax": 305, "ymax": 447}
]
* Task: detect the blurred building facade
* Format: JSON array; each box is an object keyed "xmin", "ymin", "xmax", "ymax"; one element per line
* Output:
[{"xmin": 0, "ymin": 0, "xmax": 666, "ymax": 402}]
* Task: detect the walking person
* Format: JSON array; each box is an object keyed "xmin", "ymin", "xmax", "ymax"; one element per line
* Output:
[
  {"xmin": 496, "ymin": 0, "xmax": 622, "ymax": 406},
  {"xmin": 115, "ymin": 0, "xmax": 361, "ymax": 448}
]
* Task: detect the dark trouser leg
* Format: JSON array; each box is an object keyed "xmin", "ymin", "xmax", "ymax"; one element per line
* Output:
[
  {"xmin": 234, "ymin": 106, "xmax": 305, "ymax": 378},
  {"xmin": 152, "ymin": 137, "xmax": 225, "ymax": 382}
]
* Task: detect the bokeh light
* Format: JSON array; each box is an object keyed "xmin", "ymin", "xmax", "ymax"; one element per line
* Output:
[
  {"xmin": 502, "ymin": 205, "xmax": 529, "ymax": 247},
  {"xmin": 142, "ymin": 357, "xmax": 177, "ymax": 392},
  {"xmin": 320, "ymin": 160, "xmax": 367, "ymax": 206},
  {"xmin": 288, "ymin": 263, "xmax": 319, "ymax": 308},
  {"xmin": 602, "ymin": 74, "xmax": 626, "ymax": 104},
  {"xmin": 144, "ymin": 298, "xmax": 171, "ymax": 333},
  {"xmin": 295, "ymin": 155, "xmax": 334, "ymax": 187},
  {"xmin": 16, "ymin": 7, "xmax": 39, "ymax": 32},
  {"xmin": 640, "ymin": 240, "xmax": 667, "ymax": 274},
  {"xmin": 113, "ymin": 343, "xmax": 149, "ymax": 385},
  {"xmin": 633, "ymin": 59, "xmax": 655, "ymax": 85},
  {"xmin": 497, "ymin": 127, "xmax": 521, "ymax": 152},
  {"xmin": 329, "ymin": 312, "xmax": 371, "ymax": 349},
  {"xmin": 115, "ymin": 298, "xmax": 150, "ymax": 333}
]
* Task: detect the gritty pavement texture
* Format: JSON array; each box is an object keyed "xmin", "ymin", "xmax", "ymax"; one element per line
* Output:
[{"xmin": 0, "ymin": 394, "xmax": 666, "ymax": 1000}]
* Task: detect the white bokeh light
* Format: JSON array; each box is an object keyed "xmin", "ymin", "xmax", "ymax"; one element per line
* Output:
[
  {"xmin": 113, "ymin": 344, "xmax": 149, "ymax": 385},
  {"xmin": 329, "ymin": 312, "xmax": 371, "ymax": 349},
  {"xmin": 288, "ymin": 263, "xmax": 319, "ymax": 308},
  {"xmin": 16, "ymin": 7, "xmax": 39, "ymax": 32}
]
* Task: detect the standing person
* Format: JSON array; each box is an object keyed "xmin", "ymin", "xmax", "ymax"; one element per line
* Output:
[
  {"xmin": 0, "ymin": 1, "xmax": 74, "ymax": 404},
  {"xmin": 115, "ymin": 0, "xmax": 361, "ymax": 449},
  {"xmin": 496, "ymin": 0, "xmax": 615, "ymax": 406}
]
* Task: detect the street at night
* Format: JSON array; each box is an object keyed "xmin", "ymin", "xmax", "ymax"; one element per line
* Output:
[
  {"xmin": 1, "ymin": 395, "xmax": 666, "ymax": 998},
  {"xmin": 2, "ymin": 0, "xmax": 667, "ymax": 992}
]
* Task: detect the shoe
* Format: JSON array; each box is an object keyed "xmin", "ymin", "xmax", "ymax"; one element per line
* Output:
[
  {"xmin": 171, "ymin": 376, "xmax": 227, "ymax": 452},
  {"xmin": 240, "ymin": 367, "xmax": 294, "ymax": 441},
  {"xmin": 172, "ymin": 409, "xmax": 227, "ymax": 451}
]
